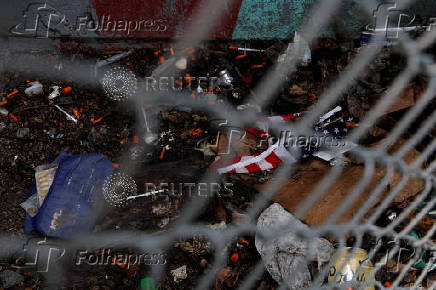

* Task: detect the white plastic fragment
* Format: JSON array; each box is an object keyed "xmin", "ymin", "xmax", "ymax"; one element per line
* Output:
[
  {"xmin": 48, "ymin": 86, "xmax": 61, "ymax": 100},
  {"xmin": 20, "ymin": 194, "xmax": 39, "ymax": 217},
  {"xmin": 278, "ymin": 32, "xmax": 311, "ymax": 66},
  {"xmin": 236, "ymin": 47, "xmax": 264, "ymax": 52},
  {"xmin": 313, "ymin": 141, "xmax": 358, "ymax": 162},
  {"xmin": 24, "ymin": 81, "xmax": 43, "ymax": 96},
  {"xmin": 217, "ymin": 70, "xmax": 234, "ymax": 89},
  {"xmin": 0, "ymin": 107, "xmax": 8, "ymax": 116},
  {"xmin": 54, "ymin": 105, "xmax": 77, "ymax": 123},
  {"xmin": 171, "ymin": 265, "xmax": 187, "ymax": 282},
  {"xmin": 207, "ymin": 221, "xmax": 227, "ymax": 231},
  {"xmin": 255, "ymin": 203, "xmax": 334, "ymax": 289},
  {"xmin": 35, "ymin": 164, "xmax": 58, "ymax": 206},
  {"xmin": 141, "ymin": 106, "xmax": 158, "ymax": 144},
  {"xmin": 318, "ymin": 106, "xmax": 342, "ymax": 124},
  {"xmin": 175, "ymin": 57, "xmax": 188, "ymax": 70}
]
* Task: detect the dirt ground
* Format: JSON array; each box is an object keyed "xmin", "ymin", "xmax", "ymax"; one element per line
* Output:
[{"xmin": 0, "ymin": 40, "xmax": 435, "ymax": 289}]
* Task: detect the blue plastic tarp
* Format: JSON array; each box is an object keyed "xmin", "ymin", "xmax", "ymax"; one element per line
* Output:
[{"xmin": 24, "ymin": 152, "xmax": 113, "ymax": 238}]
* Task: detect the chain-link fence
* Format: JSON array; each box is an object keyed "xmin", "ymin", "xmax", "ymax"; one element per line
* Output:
[{"xmin": 0, "ymin": 0, "xmax": 435, "ymax": 289}]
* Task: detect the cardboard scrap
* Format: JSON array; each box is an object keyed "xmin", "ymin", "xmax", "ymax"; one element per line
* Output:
[{"xmin": 255, "ymin": 139, "xmax": 425, "ymax": 226}]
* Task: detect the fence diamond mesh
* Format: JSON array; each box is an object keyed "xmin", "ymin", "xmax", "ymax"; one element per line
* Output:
[{"xmin": 0, "ymin": 0, "xmax": 435, "ymax": 289}]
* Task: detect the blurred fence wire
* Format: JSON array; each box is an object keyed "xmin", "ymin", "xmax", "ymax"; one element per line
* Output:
[{"xmin": 0, "ymin": 0, "xmax": 435, "ymax": 289}]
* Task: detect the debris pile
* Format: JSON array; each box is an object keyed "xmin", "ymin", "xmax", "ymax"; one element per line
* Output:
[{"xmin": 0, "ymin": 36, "xmax": 434, "ymax": 289}]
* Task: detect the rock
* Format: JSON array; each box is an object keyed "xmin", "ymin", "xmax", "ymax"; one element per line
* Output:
[
  {"xmin": 0, "ymin": 270, "xmax": 24, "ymax": 289},
  {"xmin": 255, "ymin": 203, "xmax": 334, "ymax": 289},
  {"xmin": 171, "ymin": 265, "xmax": 187, "ymax": 282}
]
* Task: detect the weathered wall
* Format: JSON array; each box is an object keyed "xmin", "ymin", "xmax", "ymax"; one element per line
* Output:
[{"xmin": 1, "ymin": 0, "xmax": 436, "ymax": 43}]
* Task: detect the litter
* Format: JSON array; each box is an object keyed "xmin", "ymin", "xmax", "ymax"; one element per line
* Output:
[
  {"xmin": 62, "ymin": 86, "xmax": 72, "ymax": 95},
  {"xmin": 24, "ymin": 81, "xmax": 43, "ymax": 96},
  {"xmin": 91, "ymin": 117, "xmax": 103, "ymax": 125},
  {"xmin": 171, "ymin": 265, "xmax": 187, "ymax": 282},
  {"xmin": 24, "ymin": 152, "xmax": 114, "ymax": 238},
  {"xmin": 48, "ymin": 86, "xmax": 61, "ymax": 100},
  {"xmin": 0, "ymin": 107, "xmax": 8, "ymax": 116},
  {"xmin": 278, "ymin": 32, "xmax": 311, "ymax": 66},
  {"xmin": 54, "ymin": 105, "xmax": 78, "ymax": 123},
  {"xmin": 327, "ymin": 247, "xmax": 375, "ymax": 289},
  {"xmin": 9, "ymin": 113, "xmax": 19, "ymax": 122},
  {"xmin": 141, "ymin": 106, "xmax": 158, "ymax": 144},
  {"xmin": 175, "ymin": 57, "xmax": 188, "ymax": 70},
  {"xmin": 6, "ymin": 89, "xmax": 19, "ymax": 99},
  {"xmin": 35, "ymin": 164, "xmax": 58, "ymax": 206},
  {"xmin": 20, "ymin": 194, "xmax": 39, "ymax": 217},
  {"xmin": 409, "ymin": 231, "xmax": 436, "ymax": 271},
  {"xmin": 229, "ymin": 45, "xmax": 265, "ymax": 53},
  {"xmin": 255, "ymin": 203, "xmax": 334, "ymax": 289},
  {"xmin": 217, "ymin": 70, "xmax": 234, "ymax": 89},
  {"xmin": 72, "ymin": 107, "xmax": 81, "ymax": 120},
  {"xmin": 140, "ymin": 277, "xmax": 156, "ymax": 290},
  {"xmin": 230, "ymin": 252, "xmax": 239, "ymax": 263}
]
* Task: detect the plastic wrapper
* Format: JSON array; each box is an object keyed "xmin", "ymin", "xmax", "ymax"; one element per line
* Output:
[
  {"xmin": 255, "ymin": 203, "xmax": 334, "ymax": 289},
  {"xmin": 327, "ymin": 247, "xmax": 375, "ymax": 290},
  {"xmin": 20, "ymin": 194, "xmax": 39, "ymax": 217},
  {"xmin": 35, "ymin": 164, "xmax": 58, "ymax": 207}
]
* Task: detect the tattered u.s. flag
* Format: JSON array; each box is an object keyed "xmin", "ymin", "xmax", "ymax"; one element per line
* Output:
[
  {"xmin": 210, "ymin": 142, "xmax": 296, "ymax": 174},
  {"xmin": 210, "ymin": 106, "xmax": 356, "ymax": 174}
]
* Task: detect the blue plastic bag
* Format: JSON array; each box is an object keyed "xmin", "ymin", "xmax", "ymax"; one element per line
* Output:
[{"xmin": 25, "ymin": 152, "xmax": 113, "ymax": 238}]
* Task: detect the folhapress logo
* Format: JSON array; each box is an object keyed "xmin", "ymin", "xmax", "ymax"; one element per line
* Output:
[
  {"xmin": 10, "ymin": 3, "xmax": 70, "ymax": 38},
  {"xmin": 372, "ymin": 1, "xmax": 436, "ymax": 38}
]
